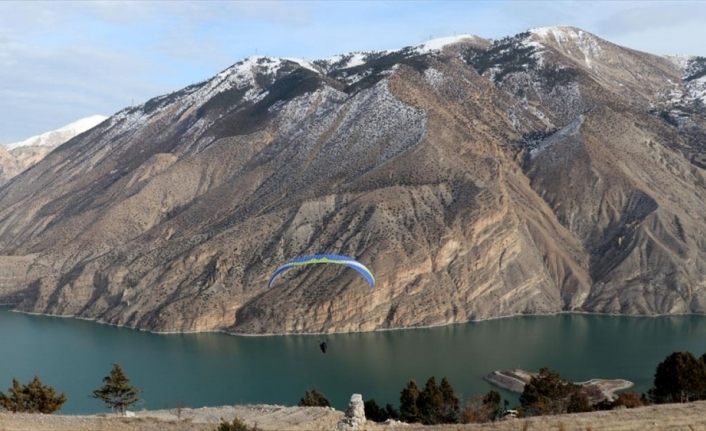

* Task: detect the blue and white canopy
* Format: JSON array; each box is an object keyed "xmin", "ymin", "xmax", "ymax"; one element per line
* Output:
[{"xmin": 267, "ymin": 254, "xmax": 375, "ymax": 288}]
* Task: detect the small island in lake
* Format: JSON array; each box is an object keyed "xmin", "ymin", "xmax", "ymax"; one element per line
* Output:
[{"xmin": 484, "ymin": 369, "xmax": 634, "ymax": 403}]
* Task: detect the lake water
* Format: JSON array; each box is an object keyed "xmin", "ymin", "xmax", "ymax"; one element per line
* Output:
[{"xmin": 1, "ymin": 308, "xmax": 705, "ymax": 414}]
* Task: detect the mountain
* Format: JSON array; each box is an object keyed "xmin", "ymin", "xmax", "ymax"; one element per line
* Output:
[
  {"xmin": 0, "ymin": 27, "xmax": 704, "ymax": 334},
  {"xmin": 0, "ymin": 115, "xmax": 107, "ymax": 184}
]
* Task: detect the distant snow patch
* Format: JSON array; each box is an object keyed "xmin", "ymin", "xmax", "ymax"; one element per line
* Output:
[
  {"xmin": 7, "ymin": 115, "xmax": 108, "ymax": 149},
  {"xmin": 529, "ymin": 26, "xmax": 602, "ymax": 67},
  {"xmin": 415, "ymin": 35, "xmax": 480, "ymax": 53},
  {"xmin": 284, "ymin": 58, "xmax": 320, "ymax": 73},
  {"xmin": 424, "ymin": 68, "xmax": 444, "ymax": 88}
]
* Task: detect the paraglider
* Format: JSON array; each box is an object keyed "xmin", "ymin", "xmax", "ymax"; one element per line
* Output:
[{"xmin": 267, "ymin": 254, "xmax": 375, "ymax": 289}]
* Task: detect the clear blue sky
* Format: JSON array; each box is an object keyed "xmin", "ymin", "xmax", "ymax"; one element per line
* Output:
[{"xmin": 2, "ymin": 0, "xmax": 705, "ymax": 144}]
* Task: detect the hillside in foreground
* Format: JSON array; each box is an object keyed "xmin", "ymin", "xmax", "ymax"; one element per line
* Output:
[{"xmin": 1, "ymin": 400, "xmax": 706, "ymax": 430}]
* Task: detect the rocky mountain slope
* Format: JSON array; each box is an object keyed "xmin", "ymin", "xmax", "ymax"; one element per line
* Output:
[
  {"xmin": 0, "ymin": 26, "xmax": 704, "ymax": 334},
  {"xmin": 0, "ymin": 115, "xmax": 107, "ymax": 184}
]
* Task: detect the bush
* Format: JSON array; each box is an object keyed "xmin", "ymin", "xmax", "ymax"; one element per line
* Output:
[
  {"xmin": 0, "ymin": 376, "xmax": 66, "ymax": 413},
  {"xmin": 461, "ymin": 391, "xmax": 501, "ymax": 423},
  {"xmin": 297, "ymin": 388, "xmax": 330, "ymax": 407},
  {"xmin": 613, "ymin": 392, "xmax": 645, "ymax": 409},
  {"xmin": 567, "ymin": 391, "xmax": 592, "ymax": 413},
  {"xmin": 216, "ymin": 417, "xmax": 258, "ymax": 431},
  {"xmin": 648, "ymin": 352, "xmax": 706, "ymax": 403}
]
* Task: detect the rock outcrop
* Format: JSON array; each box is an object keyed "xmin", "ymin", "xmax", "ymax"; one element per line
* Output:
[{"xmin": 337, "ymin": 394, "xmax": 366, "ymax": 430}]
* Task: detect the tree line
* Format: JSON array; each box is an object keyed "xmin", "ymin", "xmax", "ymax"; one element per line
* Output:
[
  {"xmin": 0, "ymin": 363, "xmax": 140, "ymax": 414},
  {"xmin": 3, "ymin": 350, "xmax": 706, "ymax": 427},
  {"xmin": 297, "ymin": 349, "xmax": 706, "ymax": 424}
]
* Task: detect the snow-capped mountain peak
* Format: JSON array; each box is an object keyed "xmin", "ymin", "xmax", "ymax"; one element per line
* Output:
[
  {"xmin": 528, "ymin": 26, "xmax": 602, "ymax": 67},
  {"xmin": 7, "ymin": 115, "xmax": 107, "ymax": 150}
]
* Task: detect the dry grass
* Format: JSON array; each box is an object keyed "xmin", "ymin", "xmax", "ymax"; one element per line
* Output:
[{"xmin": 2, "ymin": 401, "xmax": 706, "ymax": 431}]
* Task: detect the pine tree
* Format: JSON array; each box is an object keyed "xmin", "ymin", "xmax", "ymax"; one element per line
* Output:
[
  {"xmin": 439, "ymin": 377, "xmax": 460, "ymax": 423},
  {"xmin": 92, "ymin": 364, "xmax": 141, "ymax": 414},
  {"xmin": 399, "ymin": 380, "xmax": 421, "ymax": 423},
  {"xmin": 519, "ymin": 368, "xmax": 579, "ymax": 416},
  {"xmin": 364, "ymin": 399, "xmax": 385, "ymax": 422},
  {"xmin": 24, "ymin": 376, "xmax": 67, "ymax": 413},
  {"xmin": 0, "ymin": 379, "xmax": 27, "ymax": 412},
  {"xmin": 0, "ymin": 376, "xmax": 66, "ymax": 413},
  {"xmin": 418, "ymin": 377, "xmax": 444, "ymax": 424},
  {"xmin": 297, "ymin": 388, "xmax": 330, "ymax": 407}
]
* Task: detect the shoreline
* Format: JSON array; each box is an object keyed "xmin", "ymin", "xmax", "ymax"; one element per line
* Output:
[
  {"xmin": 484, "ymin": 369, "xmax": 635, "ymax": 403},
  {"xmin": 7, "ymin": 305, "xmax": 706, "ymax": 337},
  {"xmin": 4, "ymin": 305, "xmax": 706, "ymax": 338}
]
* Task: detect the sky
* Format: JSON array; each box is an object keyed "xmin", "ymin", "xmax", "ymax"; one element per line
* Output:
[{"xmin": 2, "ymin": 0, "xmax": 706, "ymax": 144}]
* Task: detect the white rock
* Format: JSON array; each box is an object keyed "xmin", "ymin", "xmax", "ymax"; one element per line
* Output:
[{"xmin": 336, "ymin": 393, "xmax": 366, "ymax": 430}]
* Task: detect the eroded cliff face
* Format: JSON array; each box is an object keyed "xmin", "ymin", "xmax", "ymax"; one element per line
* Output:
[{"xmin": 0, "ymin": 27, "xmax": 704, "ymax": 333}]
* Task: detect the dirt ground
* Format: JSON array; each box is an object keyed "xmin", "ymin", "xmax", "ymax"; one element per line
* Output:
[{"xmin": 1, "ymin": 401, "xmax": 706, "ymax": 431}]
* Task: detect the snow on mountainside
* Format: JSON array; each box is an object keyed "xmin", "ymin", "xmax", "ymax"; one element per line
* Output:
[
  {"xmin": 414, "ymin": 34, "xmax": 484, "ymax": 53},
  {"xmin": 0, "ymin": 26, "xmax": 705, "ymax": 335},
  {"xmin": 6, "ymin": 115, "xmax": 107, "ymax": 150},
  {"xmin": 0, "ymin": 115, "xmax": 107, "ymax": 184}
]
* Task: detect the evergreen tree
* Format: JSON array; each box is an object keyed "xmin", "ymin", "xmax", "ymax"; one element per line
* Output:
[
  {"xmin": 439, "ymin": 377, "xmax": 460, "ymax": 423},
  {"xmin": 363, "ymin": 399, "xmax": 399, "ymax": 422},
  {"xmin": 519, "ymin": 368, "xmax": 579, "ymax": 416},
  {"xmin": 297, "ymin": 388, "xmax": 330, "ymax": 407},
  {"xmin": 0, "ymin": 377, "xmax": 65, "ymax": 414},
  {"xmin": 399, "ymin": 380, "xmax": 421, "ymax": 423},
  {"xmin": 24, "ymin": 377, "xmax": 67, "ymax": 414},
  {"xmin": 384, "ymin": 403, "xmax": 400, "ymax": 420},
  {"xmin": 648, "ymin": 352, "xmax": 706, "ymax": 403},
  {"xmin": 418, "ymin": 377, "xmax": 444, "ymax": 424},
  {"xmin": 364, "ymin": 399, "xmax": 386, "ymax": 422},
  {"xmin": 92, "ymin": 364, "xmax": 141, "ymax": 414},
  {"xmin": 0, "ymin": 379, "xmax": 26, "ymax": 412},
  {"xmin": 0, "ymin": 376, "xmax": 66, "ymax": 414}
]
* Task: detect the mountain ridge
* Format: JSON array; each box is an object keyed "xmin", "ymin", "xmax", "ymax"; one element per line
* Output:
[
  {"xmin": 0, "ymin": 27, "xmax": 704, "ymax": 334},
  {"xmin": 0, "ymin": 115, "xmax": 107, "ymax": 185}
]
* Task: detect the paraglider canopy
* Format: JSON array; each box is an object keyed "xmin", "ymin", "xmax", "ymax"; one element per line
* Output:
[{"xmin": 267, "ymin": 254, "xmax": 375, "ymax": 288}]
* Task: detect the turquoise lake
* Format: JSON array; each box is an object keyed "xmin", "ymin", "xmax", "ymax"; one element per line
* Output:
[{"xmin": 1, "ymin": 308, "xmax": 705, "ymax": 414}]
